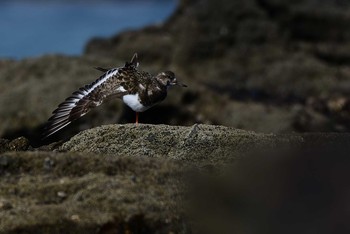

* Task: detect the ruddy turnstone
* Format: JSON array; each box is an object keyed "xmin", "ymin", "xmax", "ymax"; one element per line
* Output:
[{"xmin": 43, "ymin": 53, "xmax": 186, "ymax": 138}]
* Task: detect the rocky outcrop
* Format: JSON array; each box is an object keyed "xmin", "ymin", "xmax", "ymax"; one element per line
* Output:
[
  {"xmin": 1, "ymin": 124, "xmax": 275, "ymax": 233},
  {"xmin": 0, "ymin": 151, "xmax": 184, "ymax": 233},
  {"xmin": 1, "ymin": 124, "xmax": 349, "ymax": 233},
  {"xmin": 60, "ymin": 124, "xmax": 277, "ymax": 165}
]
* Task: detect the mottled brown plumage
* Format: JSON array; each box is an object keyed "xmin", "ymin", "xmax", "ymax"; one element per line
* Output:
[{"xmin": 43, "ymin": 53, "xmax": 186, "ymax": 138}]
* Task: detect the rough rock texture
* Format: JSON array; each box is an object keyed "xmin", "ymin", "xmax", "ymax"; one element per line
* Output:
[
  {"xmin": 0, "ymin": 137, "xmax": 30, "ymax": 153},
  {"xmin": 60, "ymin": 124, "xmax": 280, "ymax": 166},
  {"xmin": 2, "ymin": 124, "xmax": 278, "ymax": 233},
  {"xmin": 0, "ymin": 151, "xmax": 184, "ymax": 234},
  {"xmin": 1, "ymin": 124, "xmax": 349, "ymax": 233}
]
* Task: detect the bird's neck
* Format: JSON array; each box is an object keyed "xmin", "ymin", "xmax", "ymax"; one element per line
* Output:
[{"xmin": 154, "ymin": 78, "xmax": 168, "ymax": 92}]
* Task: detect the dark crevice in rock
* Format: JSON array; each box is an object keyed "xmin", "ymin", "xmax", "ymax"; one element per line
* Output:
[
  {"xmin": 313, "ymin": 50, "xmax": 350, "ymax": 66},
  {"xmin": 255, "ymin": 0, "xmax": 290, "ymax": 19},
  {"xmin": 2, "ymin": 123, "xmax": 71, "ymax": 148},
  {"xmin": 98, "ymin": 214, "xmax": 182, "ymax": 234}
]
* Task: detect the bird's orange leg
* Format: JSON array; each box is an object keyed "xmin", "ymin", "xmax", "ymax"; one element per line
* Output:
[{"xmin": 135, "ymin": 112, "xmax": 139, "ymax": 126}]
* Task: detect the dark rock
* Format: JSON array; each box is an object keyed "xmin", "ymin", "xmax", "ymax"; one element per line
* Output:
[
  {"xmin": 0, "ymin": 151, "xmax": 185, "ymax": 233},
  {"xmin": 43, "ymin": 157, "xmax": 55, "ymax": 170},
  {"xmin": 0, "ymin": 138, "xmax": 10, "ymax": 153},
  {"xmin": 0, "ymin": 199, "xmax": 13, "ymax": 211},
  {"xmin": 0, "ymin": 155, "xmax": 9, "ymax": 167},
  {"xmin": 8, "ymin": 137, "xmax": 30, "ymax": 151},
  {"xmin": 0, "ymin": 137, "xmax": 30, "ymax": 153},
  {"xmin": 1, "ymin": 124, "xmax": 350, "ymax": 233},
  {"xmin": 187, "ymin": 146, "xmax": 350, "ymax": 234}
]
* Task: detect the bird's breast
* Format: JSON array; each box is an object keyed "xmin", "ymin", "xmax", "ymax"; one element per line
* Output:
[{"xmin": 122, "ymin": 93, "xmax": 150, "ymax": 112}]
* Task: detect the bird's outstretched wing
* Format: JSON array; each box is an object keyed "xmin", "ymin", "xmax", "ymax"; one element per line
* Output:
[
  {"xmin": 43, "ymin": 69, "xmax": 126, "ymax": 138},
  {"xmin": 43, "ymin": 53, "xmax": 139, "ymax": 138}
]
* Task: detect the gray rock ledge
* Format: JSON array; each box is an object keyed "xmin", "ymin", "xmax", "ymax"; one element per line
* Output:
[{"xmin": 60, "ymin": 124, "xmax": 279, "ymax": 165}]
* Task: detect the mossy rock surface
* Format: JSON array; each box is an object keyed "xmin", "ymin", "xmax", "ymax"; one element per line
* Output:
[
  {"xmin": 0, "ymin": 124, "xmax": 281, "ymax": 233},
  {"xmin": 60, "ymin": 124, "xmax": 280, "ymax": 166},
  {"xmin": 1, "ymin": 124, "xmax": 350, "ymax": 233},
  {"xmin": 0, "ymin": 151, "xmax": 183, "ymax": 234}
]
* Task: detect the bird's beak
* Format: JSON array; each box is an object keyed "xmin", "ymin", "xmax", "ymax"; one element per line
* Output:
[{"xmin": 172, "ymin": 78, "xmax": 187, "ymax": 87}]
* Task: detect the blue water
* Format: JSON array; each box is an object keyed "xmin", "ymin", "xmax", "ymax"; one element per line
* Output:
[{"xmin": 0, "ymin": 1, "xmax": 177, "ymax": 59}]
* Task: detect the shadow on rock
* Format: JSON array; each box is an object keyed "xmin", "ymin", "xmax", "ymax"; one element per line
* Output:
[{"xmin": 187, "ymin": 146, "xmax": 350, "ymax": 234}]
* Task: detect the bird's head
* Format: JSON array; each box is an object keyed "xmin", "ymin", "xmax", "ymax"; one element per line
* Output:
[{"xmin": 155, "ymin": 71, "xmax": 187, "ymax": 88}]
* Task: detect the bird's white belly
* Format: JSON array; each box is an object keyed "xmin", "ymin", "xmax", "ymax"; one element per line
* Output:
[{"xmin": 122, "ymin": 93, "xmax": 150, "ymax": 112}]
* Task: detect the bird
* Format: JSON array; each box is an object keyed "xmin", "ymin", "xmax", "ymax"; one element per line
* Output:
[{"xmin": 43, "ymin": 53, "xmax": 187, "ymax": 138}]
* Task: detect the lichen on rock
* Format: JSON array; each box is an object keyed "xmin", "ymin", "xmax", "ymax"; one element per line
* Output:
[{"xmin": 60, "ymin": 124, "xmax": 276, "ymax": 166}]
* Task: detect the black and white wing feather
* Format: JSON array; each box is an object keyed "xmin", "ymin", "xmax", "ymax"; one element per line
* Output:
[
  {"xmin": 43, "ymin": 69, "xmax": 124, "ymax": 138},
  {"xmin": 43, "ymin": 53, "xmax": 139, "ymax": 138}
]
